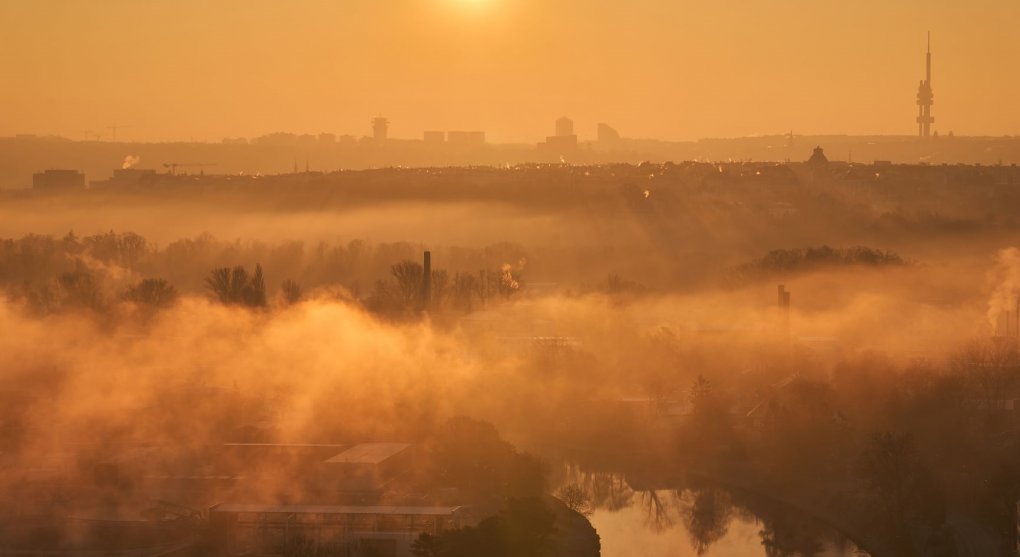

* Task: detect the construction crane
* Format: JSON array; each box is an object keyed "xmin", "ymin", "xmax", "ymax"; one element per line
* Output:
[{"xmin": 163, "ymin": 162, "xmax": 216, "ymax": 176}]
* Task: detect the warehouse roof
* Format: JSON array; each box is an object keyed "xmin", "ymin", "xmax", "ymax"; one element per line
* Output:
[
  {"xmin": 324, "ymin": 443, "xmax": 412, "ymax": 465},
  {"xmin": 211, "ymin": 503, "xmax": 460, "ymax": 516}
]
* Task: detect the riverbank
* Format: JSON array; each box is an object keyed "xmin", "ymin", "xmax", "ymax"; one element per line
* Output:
[{"xmin": 547, "ymin": 494, "xmax": 601, "ymax": 557}]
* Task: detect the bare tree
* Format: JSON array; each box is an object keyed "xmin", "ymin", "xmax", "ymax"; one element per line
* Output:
[
  {"xmin": 205, "ymin": 264, "xmax": 267, "ymax": 308},
  {"xmin": 557, "ymin": 484, "xmax": 594, "ymax": 517},
  {"xmin": 451, "ymin": 272, "xmax": 481, "ymax": 312},
  {"xmin": 123, "ymin": 278, "xmax": 178, "ymax": 309},
  {"xmin": 56, "ymin": 270, "xmax": 105, "ymax": 312},
  {"xmin": 280, "ymin": 279, "xmax": 303, "ymax": 305},
  {"xmin": 430, "ymin": 269, "xmax": 450, "ymax": 308},
  {"xmin": 391, "ymin": 260, "xmax": 424, "ymax": 308}
]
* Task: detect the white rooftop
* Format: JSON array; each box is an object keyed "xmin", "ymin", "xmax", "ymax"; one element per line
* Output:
[{"xmin": 324, "ymin": 443, "xmax": 412, "ymax": 465}]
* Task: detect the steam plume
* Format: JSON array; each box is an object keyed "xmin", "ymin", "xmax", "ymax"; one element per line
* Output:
[
  {"xmin": 122, "ymin": 155, "xmax": 141, "ymax": 169},
  {"xmin": 987, "ymin": 247, "xmax": 1020, "ymax": 327}
]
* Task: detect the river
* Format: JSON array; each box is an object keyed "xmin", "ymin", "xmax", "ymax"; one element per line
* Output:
[{"xmin": 553, "ymin": 466, "xmax": 870, "ymax": 557}]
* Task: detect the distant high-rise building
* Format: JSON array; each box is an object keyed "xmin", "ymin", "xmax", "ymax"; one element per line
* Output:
[
  {"xmin": 597, "ymin": 123, "xmax": 620, "ymax": 144},
  {"xmin": 541, "ymin": 116, "xmax": 579, "ymax": 159},
  {"xmin": 423, "ymin": 131, "xmax": 445, "ymax": 144},
  {"xmin": 556, "ymin": 117, "xmax": 574, "ymax": 138},
  {"xmin": 33, "ymin": 169, "xmax": 85, "ymax": 190},
  {"xmin": 916, "ymin": 33, "xmax": 934, "ymax": 138},
  {"xmin": 372, "ymin": 117, "xmax": 390, "ymax": 141},
  {"xmin": 318, "ymin": 133, "xmax": 337, "ymax": 145}
]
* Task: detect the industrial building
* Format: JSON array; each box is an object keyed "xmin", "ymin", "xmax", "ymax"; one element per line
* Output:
[
  {"xmin": 209, "ymin": 503, "xmax": 466, "ymax": 557},
  {"xmin": 90, "ymin": 167, "xmax": 159, "ymax": 188},
  {"xmin": 321, "ymin": 443, "xmax": 415, "ymax": 493},
  {"xmin": 32, "ymin": 169, "xmax": 85, "ymax": 189}
]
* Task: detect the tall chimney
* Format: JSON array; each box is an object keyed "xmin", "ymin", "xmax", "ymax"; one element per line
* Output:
[
  {"xmin": 422, "ymin": 250, "xmax": 432, "ymax": 309},
  {"xmin": 778, "ymin": 285, "xmax": 791, "ymax": 340}
]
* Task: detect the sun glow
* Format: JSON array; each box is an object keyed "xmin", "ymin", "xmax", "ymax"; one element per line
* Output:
[{"xmin": 451, "ymin": 0, "xmax": 493, "ymax": 11}]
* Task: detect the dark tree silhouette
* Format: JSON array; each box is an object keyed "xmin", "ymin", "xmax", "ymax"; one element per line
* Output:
[
  {"xmin": 411, "ymin": 533, "xmax": 441, "ymax": 557},
  {"xmin": 391, "ymin": 260, "xmax": 424, "ymax": 307},
  {"xmin": 557, "ymin": 484, "xmax": 593, "ymax": 517},
  {"xmin": 56, "ymin": 270, "xmax": 105, "ymax": 312},
  {"xmin": 757, "ymin": 512, "xmax": 824, "ymax": 557},
  {"xmin": 411, "ymin": 498, "xmax": 556, "ymax": 557},
  {"xmin": 681, "ymin": 488, "xmax": 733, "ymax": 556},
  {"xmin": 855, "ymin": 432, "xmax": 935, "ymax": 556},
  {"xmin": 426, "ymin": 416, "xmax": 547, "ymax": 499},
  {"xmin": 686, "ymin": 374, "xmax": 734, "ymax": 450},
  {"xmin": 123, "ymin": 278, "xmax": 178, "ymax": 309},
  {"xmin": 280, "ymin": 279, "xmax": 303, "ymax": 305},
  {"xmin": 431, "ymin": 269, "xmax": 450, "ymax": 308},
  {"xmin": 451, "ymin": 272, "xmax": 480, "ymax": 312},
  {"xmin": 205, "ymin": 264, "xmax": 267, "ymax": 308},
  {"xmin": 640, "ymin": 490, "xmax": 676, "ymax": 533}
]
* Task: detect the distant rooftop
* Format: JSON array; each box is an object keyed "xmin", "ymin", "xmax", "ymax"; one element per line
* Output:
[
  {"xmin": 324, "ymin": 443, "xmax": 412, "ymax": 465},
  {"xmin": 211, "ymin": 503, "xmax": 458, "ymax": 516},
  {"xmin": 223, "ymin": 443, "xmax": 346, "ymax": 449}
]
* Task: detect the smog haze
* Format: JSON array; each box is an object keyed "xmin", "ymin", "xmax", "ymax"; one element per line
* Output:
[
  {"xmin": 3, "ymin": 2, "xmax": 1020, "ymax": 557},
  {"xmin": 3, "ymin": 0, "xmax": 1020, "ymax": 141}
]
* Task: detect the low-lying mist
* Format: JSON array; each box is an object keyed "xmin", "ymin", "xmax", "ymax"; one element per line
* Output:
[
  {"xmin": 4, "ymin": 162, "xmax": 1020, "ymax": 554},
  {"xmin": 0, "ymin": 248, "xmax": 1003, "ymax": 456}
]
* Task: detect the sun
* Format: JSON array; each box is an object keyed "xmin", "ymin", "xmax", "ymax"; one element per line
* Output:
[{"xmin": 451, "ymin": 0, "xmax": 494, "ymax": 10}]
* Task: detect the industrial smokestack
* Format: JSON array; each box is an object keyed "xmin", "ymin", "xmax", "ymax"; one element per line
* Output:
[
  {"xmin": 778, "ymin": 284, "xmax": 791, "ymax": 309},
  {"xmin": 422, "ymin": 250, "xmax": 432, "ymax": 310},
  {"xmin": 778, "ymin": 285, "xmax": 791, "ymax": 340}
]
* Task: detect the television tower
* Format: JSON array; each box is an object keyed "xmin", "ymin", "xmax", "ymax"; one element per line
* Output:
[{"xmin": 916, "ymin": 33, "xmax": 934, "ymax": 138}]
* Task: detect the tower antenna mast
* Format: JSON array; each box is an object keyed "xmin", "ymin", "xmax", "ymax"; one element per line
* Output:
[{"xmin": 916, "ymin": 33, "xmax": 935, "ymax": 138}]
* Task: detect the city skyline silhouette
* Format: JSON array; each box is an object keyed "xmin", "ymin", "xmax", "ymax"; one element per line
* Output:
[{"xmin": 2, "ymin": 0, "xmax": 1018, "ymax": 143}]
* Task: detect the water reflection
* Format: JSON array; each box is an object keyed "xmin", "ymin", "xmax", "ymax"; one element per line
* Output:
[
  {"xmin": 682, "ymin": 488, "xmax": 734, "ymax": 554},
  {"xmin": 554, "ymin": 464, "xmax": 867, "ymax": 557},
  {"xmin": 558, "ymin": 465, "xmax": 635, "ymax": 512}
]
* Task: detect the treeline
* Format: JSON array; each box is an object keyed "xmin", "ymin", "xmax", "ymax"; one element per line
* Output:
[
  {"xmin": 728, "ymin": 245, "xmax": 908, "ymax": 283},
  {"xmin": 0, "ymin": 231, "xmax": 529, "ymax": 317}
]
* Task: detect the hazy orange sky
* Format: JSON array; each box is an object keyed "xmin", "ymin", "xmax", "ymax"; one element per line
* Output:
[{"xmin": 2, "ymin": 0, "xmax": 1018, "ymax": 143}]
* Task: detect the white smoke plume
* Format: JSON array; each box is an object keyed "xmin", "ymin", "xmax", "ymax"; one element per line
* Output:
[
  {"xmin": 987, "ymin": 247, "xmax": 1020, "ymax": 328},
  {"xmin": 501, "ymin": 263, "xmax": 519, "ymax": 291},
  {"xmin": 122, "ymin": 155, "xmax": 141, "ymax": 169}
]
